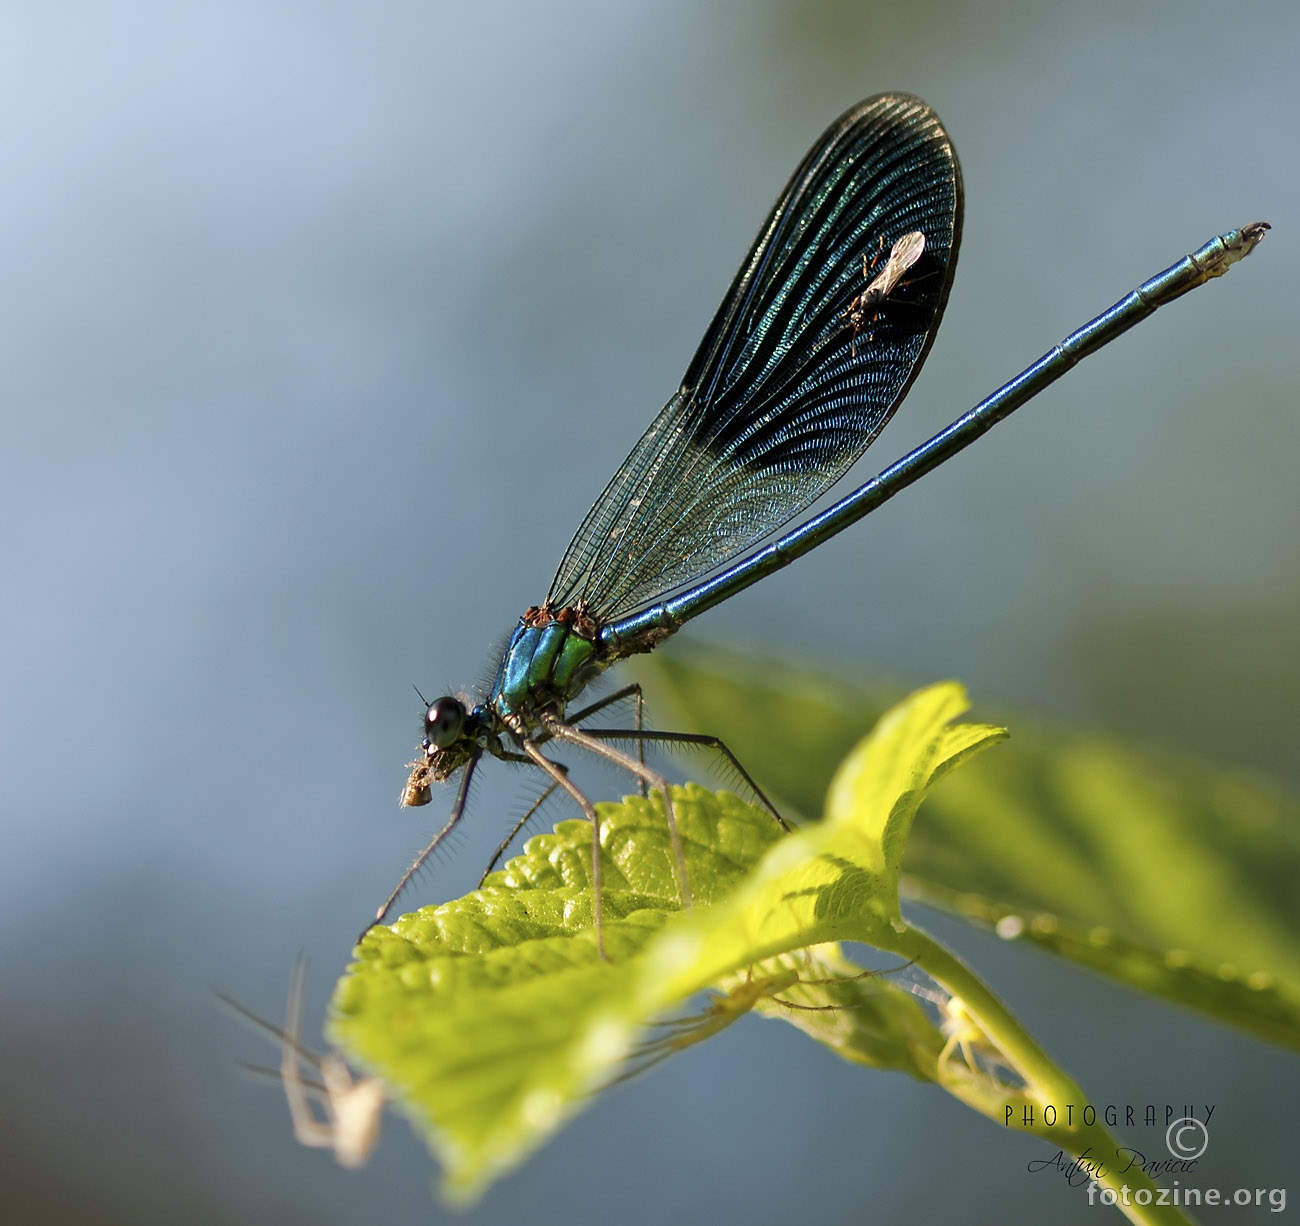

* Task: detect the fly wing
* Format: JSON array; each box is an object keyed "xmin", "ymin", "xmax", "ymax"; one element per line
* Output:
[{"xmin": 548, "ymin": 93, "xmax": 962, "ymax": 620}]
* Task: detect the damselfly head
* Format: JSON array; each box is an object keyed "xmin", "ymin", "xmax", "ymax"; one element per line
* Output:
[{"xmin": 401, "ymin": 696, "xmax": 482, "ymax": 804}]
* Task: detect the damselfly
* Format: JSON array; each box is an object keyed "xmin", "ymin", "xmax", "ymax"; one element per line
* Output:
[{"xmin": 372, "ymin": 93, "xmax": 1267, "ymax": 956}]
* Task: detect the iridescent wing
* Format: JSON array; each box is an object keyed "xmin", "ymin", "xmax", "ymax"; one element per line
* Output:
[{"xmin": 547, "ymin": 93, "xmax": 962, "ymax": 620}]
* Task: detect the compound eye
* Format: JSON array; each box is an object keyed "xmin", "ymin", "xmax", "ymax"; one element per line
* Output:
[{"xmin": 424, "ymin": 697, "xmax": 466, "ymax": 749}]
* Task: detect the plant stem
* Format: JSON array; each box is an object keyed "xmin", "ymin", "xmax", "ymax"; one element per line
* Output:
[{"xmin": 874, "ymin": 922, "xmax": 1197, "ymax": 1226}]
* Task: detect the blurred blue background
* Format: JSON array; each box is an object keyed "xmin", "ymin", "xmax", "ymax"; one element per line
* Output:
[{"xmin": 2, "ymin": 1, "xmax": 1296, "ymax": 1222}]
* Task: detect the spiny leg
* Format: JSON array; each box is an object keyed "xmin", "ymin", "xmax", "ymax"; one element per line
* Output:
[
  {"xmin": 520, "ymin": 739, "xmax": 610, "ymax": 960},
  {"xmin": 473, "ymin": 727, "xmax": 622, "ymax": 882},
  {"xmin": 543, "ymin": 718, "xmax": 692, "ymax": 911},
  {"xmin": 577, "ymin": 727, "xmax": 789, "ymax": 832},
  {"xmin": 566, "ymin": 682, "xmax": 648, "ymax": 799},
  {"xmin": 365, "ymin": 752, "xmax": 480, "ymax": 939},
  {"xmin": 477, "ymin": 772, "xmax": 567, "ymax": 885}
]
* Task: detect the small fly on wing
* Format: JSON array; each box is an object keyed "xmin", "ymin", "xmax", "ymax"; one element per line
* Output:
[{"xmin": 843, "ymin": 230, "xmax": 926, "ymax": 357}]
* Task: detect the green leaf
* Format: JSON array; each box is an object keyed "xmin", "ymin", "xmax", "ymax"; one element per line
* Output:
[
  {"xmin": 900, "ymin": 876, "xmax": 1300, "ymax": 1051},
  {"xmin": 632, "ymin": 643, "xmax": 1300, "ymax": 1049},
  {"xmin": 328, "ymin": 684, "xmax": 1006, "ymax": 1201}
]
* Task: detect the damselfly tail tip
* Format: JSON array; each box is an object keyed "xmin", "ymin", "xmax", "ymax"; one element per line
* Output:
[{"xmin": 1233, "ymin": 220, "xmax": 1270, "ymax": 259}]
